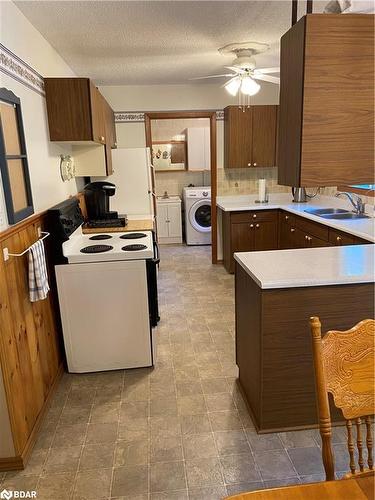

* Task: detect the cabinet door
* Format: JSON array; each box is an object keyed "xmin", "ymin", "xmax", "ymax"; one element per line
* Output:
[
  {"xmin": 230, "ymin": 222, "xmax": 255, "ymax": 271},
  {"xmin": 44, "ymin": 78, "xmax": 93, "ymax": 142},
  {"xmin": 167, "ymin": 204, "xmax": 182, "ymax": 238},
  {"xmin": 252, "ymin": 105, "xmax": 278, "ymax": 167},
  {"xmin": 278, "ymin": 212, "xmax": 295, "ymax": 249},
  {"xmin": 89, "ymin": 83, "xmax": 106, "ymax": 144},
  {"xmin": 290, "ymin": 226, "xmax": 308, "ymax": 248},
  {"xmin": 224, "ymin": 106, "xmax": 252, "ymax": 168},
  {"xmin": 254, "ymin": 220, "xmax": 278, "ymax": 251},
  {"xmin": 156, "ymin": 204, "xmax": 169, "ymax": 238}
]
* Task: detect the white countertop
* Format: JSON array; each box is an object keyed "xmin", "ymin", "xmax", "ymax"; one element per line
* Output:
[
  {"xmin": 234, "ymin": 244, "xmax": 375, "ymax": 289},
  {"xmin": 217, "ymin": 193, "xmax": 375, "ymax": 242}
]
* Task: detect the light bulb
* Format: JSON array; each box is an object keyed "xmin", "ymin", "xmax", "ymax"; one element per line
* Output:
[
  {"xmin": 225, "ymin": 77, "xmax": 241, "ymax": 96},
  {"xmin": 241, "ymin": 76, "xmax": 260, "ymax": 96}
]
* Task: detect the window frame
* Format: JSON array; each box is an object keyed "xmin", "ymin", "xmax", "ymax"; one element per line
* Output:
[{"xmin": 0, "ymin": 87, "xmax": 34, "ymax": 224}]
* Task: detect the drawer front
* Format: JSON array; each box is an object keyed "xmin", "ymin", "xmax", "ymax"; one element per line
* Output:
[
  {"xmin": 231, "ymin": 210, "xmax": 278, "ymax": 224},
  {"xmin": 328, "ymin": 229, "xmax": 354, "ymax": 246},
  {"xmin": 294, "ymin": 215, "xmax": 329, "ymax": 241}
]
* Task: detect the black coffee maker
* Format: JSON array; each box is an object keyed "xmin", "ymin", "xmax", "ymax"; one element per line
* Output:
[{"xmin": 83, "ymin": 182, "xmax": 127, "ymax": 228}]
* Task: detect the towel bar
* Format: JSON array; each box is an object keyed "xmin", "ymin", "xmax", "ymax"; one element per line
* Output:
[{"xmin": 2, "ymin": 231, "xmax": 50, "ymax": 262}]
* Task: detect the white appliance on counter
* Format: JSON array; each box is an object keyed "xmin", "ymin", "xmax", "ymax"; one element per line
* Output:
[
  {"xmin": 93, "ymin": 147, "xmax": 155, "ymax": 219},
  {"xmin": 183, "ymin": 187, "xmax": 211, "ymax": 245}
]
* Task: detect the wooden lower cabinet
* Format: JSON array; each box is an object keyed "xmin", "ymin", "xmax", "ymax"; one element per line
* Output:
[
  {"xmin": 223, "ymin": 210, "xmax": 278, "ymax": 273},
  {"xmin": 223, "ymin": 208, "xmax": 371, "ymax": 273},
  {"xmin": 235, "ymin": 263, "xmax": 375, "ymax": 432}
]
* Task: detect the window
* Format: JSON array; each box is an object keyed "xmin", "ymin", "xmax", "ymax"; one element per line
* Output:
[{"xmin": 0, "ymin": 88, "xmax": 34, "ymax": 224}]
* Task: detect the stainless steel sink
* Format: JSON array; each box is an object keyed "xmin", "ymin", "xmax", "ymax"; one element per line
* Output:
[
  {"xmin": 319, "ymin": 213, "xmax": 370, "ymax": 220},
  {"xmin": 304, "ymin": 208, "xmax": 349, "ymax": 215}
]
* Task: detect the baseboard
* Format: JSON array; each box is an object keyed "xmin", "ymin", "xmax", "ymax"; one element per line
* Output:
[
  {"xmin": 0, "ymin": 363, "xmax": 64, "ymax": 472},
  {"xmin": 0, "ymin": 456, "xmax": 24, "ymax": 471}
]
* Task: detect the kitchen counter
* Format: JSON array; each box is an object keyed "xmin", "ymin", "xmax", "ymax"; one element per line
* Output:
[
  {"xmin": 82, "ymin": 218, "xmax": 154, "ymax": 234},
  {"xmin": 217, "ymin": 193, "xmax": 375, "ymax": 242},
  {"xmin": 235, "ymin": 244, "xmax": 375, "ymax": 289}
]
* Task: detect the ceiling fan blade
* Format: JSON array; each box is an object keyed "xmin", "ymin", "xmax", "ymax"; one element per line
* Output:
[
  {"xmin": 252, "ymin": 73, "xmax": 280, "ymax": 84},
  {"xmin": 220, "ymin": 76, "xmax": 238, "ymax": 89},
  {"xmin": 254, "ymin": 67, "xmax": 280, "ymax": 74},
  {"xmin": 189, "ymin": 73, "xmax": 236, "ymax": 81},
  {"xmin": 225, "ymin": 66, "xmax": 246, "ymax": 74}
]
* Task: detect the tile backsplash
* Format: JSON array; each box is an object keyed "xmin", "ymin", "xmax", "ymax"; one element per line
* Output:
[
  {"xmin": 155, "ymin": 171, "xmax": 210, "ymax": 198},
  {"xmin": 217, "ymin": 167, "xmax": 289, "ymax": 196}
]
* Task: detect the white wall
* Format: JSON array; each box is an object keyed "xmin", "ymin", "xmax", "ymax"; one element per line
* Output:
[{"xmin": 0, "ymin": 1, "xmax": 82, "ymax": 231}]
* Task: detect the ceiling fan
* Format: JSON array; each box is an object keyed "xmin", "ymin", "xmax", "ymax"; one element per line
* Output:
[{"xmin": 190, "ymin": 42, "xmax": 279, "ymax": 97}]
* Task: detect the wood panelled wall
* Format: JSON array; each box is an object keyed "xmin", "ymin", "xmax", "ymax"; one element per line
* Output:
[{"xmin": 0, "ymin": 208, "xmax": 67, "ymax": 469}]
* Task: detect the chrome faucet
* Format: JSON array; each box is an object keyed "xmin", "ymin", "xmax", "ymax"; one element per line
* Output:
[{"xmin": 335, "ymin": 192, "xmax": 365, "ymax": 215}]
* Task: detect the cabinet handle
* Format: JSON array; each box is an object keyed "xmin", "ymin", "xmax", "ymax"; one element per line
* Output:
[
  {"xmin": 255, "ymin": 223, "xmax": 260, "ymax": 228},
  {"xmin": 253, "ymin": 214, "xmax": 257, "ymax": 219},
  {"xmin": 250, "ymin": 224, "xmax": 254, "ymax": 228},
  {"xmin": 290, "ymin": 228, "xmax": 295, "ymax": 232},
  {"xmin": 253, "ymin": 162, "xmax": 257, "ymax": 167}
]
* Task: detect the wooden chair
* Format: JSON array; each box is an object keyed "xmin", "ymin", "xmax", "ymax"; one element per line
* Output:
[{"xmin": 310, "ymin": 317, "xmax": 375, "ymax": 481}]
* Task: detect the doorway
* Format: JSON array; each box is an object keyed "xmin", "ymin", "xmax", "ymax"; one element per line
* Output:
[{"xmin": 144, "ymin": 111, "xmax": 217, "ymax": 264}]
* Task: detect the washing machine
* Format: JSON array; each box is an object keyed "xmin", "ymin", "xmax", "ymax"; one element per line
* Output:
[{"xmin": 183, "ymin": 187, "xmax": 211, "ymax": 245}]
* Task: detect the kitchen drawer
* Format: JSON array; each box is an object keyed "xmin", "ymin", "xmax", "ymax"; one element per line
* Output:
[
  {"xmin": 294, "ymin": 215, "xmax": 329, "ymax": 242},
  {"xmin": 328, "ymin": 229, "xmax": 354, "ymax": 246},
  {"xmin": 231, "ymin": 210, "xmax": 278, "ymax": 224}
]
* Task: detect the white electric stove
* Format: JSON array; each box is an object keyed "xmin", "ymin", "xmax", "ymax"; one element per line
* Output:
[
  {"xmin": 54, "ymin": 221, "xmax": 156, "ymax": 373},
  {"xmin": 62, "ymin": 228, "xmax": 154, "ymax": 263}
]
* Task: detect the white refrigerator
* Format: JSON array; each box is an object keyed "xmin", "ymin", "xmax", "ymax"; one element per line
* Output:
[{"xmin": 93, "ymin": 147, "xmax": 155, "ymax": 219}]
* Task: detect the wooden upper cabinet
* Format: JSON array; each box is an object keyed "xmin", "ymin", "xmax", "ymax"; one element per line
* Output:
[
  {"xmin": 44, "ymin": 78, "xmax": 115, "ymax": 147},
  {"xmin": 224, "ymin": 105, "xmax": 278, "ymax": 168},
  {"xmin": 89, "ymin": 84, "xmax": 106, "ymax": 144},
  {"xmin": 224, "ymin": 106, "xmax": 253, "ymax": 168},
  {"xmin": 252, "ymin": 105, "xmax": 278, "ymax": 168},
  {"xmin": 102, "ymin": 98, "xmax": 117, "ymax": 149},
  {"xmin": 278, "ymin": 14, "xmax": 375, "ymax": 187}
]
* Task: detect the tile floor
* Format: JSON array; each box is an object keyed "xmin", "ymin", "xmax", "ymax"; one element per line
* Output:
[{"xmin": 1, "ymin": 245, "xmax": 354, "ymax": 499}]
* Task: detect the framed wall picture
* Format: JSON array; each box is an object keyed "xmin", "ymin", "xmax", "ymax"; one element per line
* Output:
[
  {"xmin": 152, "ymin": 141, "xmax": 187, "ymax": 171},
  {"xmin": 0, "ymin": 88, "xmax": 34, "ymax": 224}
]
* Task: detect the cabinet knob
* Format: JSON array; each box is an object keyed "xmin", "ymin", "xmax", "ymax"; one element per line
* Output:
[
  {"xmin": 253, "ymin": 162, "xmax": 257, "ymax": 167},
  {"xmin": 99, "ymin": 136, "xmax": 105, "ymax": 141},
  {"xmin": 247, "ymin": 163, "xmax": 251, "ymax": 167},
  {"xmin": 336, "ymin": 236, "xmax": 342, "ymax": 242},
  {"xmin": 290, "ymin": 228, "xmax": 295, "ymax": 232},
  {"xmin": 253, "ymin": 214, "xmax": 257, "ymax": 219},
  {"xmin": 250, "ymin": 224, "xmax": 254, "ymax": 228},
  {"xmin": 255, "ymin": 223, "xmax": 260, "ymax": 228},
  {"xmin": 285, "ymin": 215, "xmax": 289, "ymax": 220}
]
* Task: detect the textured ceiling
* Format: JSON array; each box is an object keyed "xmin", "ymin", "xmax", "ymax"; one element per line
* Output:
[{"xmin": 15, "ymin": 0, "xmax": 325, "ymax": 85}]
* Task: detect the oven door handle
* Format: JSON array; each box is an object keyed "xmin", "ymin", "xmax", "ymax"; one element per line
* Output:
[{"xmin": 153, "ymin": 241, "xmax": 160, "ymax": 265}]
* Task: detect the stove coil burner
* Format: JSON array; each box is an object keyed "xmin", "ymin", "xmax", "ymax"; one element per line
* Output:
[
  {"xmin": 80, "ymin": 244, "xmax": 113, "ymax": 254},
  {"xmin": 89, "ymin": 234, "xmax": 113, "ymax": 241},
  {"xmin": 120, "ymin": 233, "xmax": 147, "ymax": 240},
  {"xmin": 122, "ymin": 244, "xmax": 147, "ymax": 251}
]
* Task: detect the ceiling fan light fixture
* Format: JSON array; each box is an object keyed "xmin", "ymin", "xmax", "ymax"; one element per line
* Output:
[
  {"xmin": 241, "ymin": 76, "xmax": 260, "ymax": 96},
  {"xmin": 225, "ymin": 77, "xmax": 241, "ymax": 96}
]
